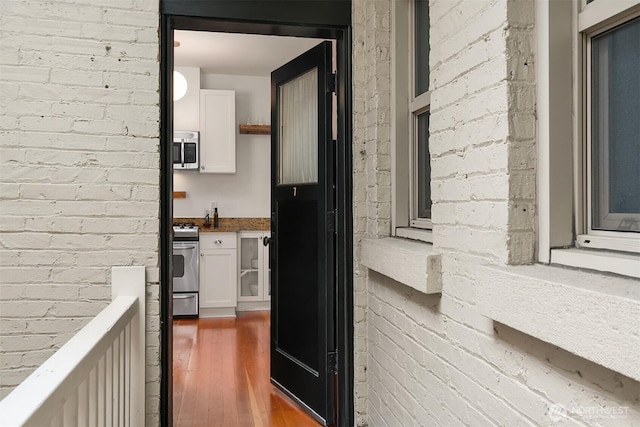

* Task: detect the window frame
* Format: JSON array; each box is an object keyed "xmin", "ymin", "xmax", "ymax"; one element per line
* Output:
[
  {"xmin": 578, "ymin": 2, "xmax": 640, "ymax": 254},
  {"xmin": 409, "ymin": 0, "xmax": 432, "ymax": 230},
  {"xmin": 392, "ymin": 0, "xmax": 433, "ymax": 241},
  {"xmin": 536, "ymin": 0, "xmax": 640, "ymax": 277},
  {"xmin": 409, "ymin": 102, "xmax": 431, "ymax": 230}
]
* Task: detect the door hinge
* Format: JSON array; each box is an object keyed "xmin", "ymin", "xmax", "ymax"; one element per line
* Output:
[
  {"xmin": 328, "ymin": 350, "xmax": 338, "ymax": 373},
  {"xmin": 327, "ymin": 72, "xmax": 337, "ymax": 93},
  {"xmin": 327, "ymin": 210, "xmax": 337, "ymax": 234}
]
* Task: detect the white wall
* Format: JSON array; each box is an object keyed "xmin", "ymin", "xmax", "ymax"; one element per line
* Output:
[
  {"xmin": 173, "ymin": 73, "xmax": 271, "ymax": 218},
  {"xmin": 0, "ymin": 1, "xmax": 162, "ymax": 423}
]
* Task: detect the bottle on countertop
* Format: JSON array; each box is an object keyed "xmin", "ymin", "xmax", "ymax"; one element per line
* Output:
[{"xmin": 213, "ymin": 207, "xmax": 219, "ymax": 228}]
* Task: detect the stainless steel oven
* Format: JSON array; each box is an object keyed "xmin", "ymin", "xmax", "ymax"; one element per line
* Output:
[{"xmin": 173, "ymin": 224, "xmax": 199, "ymax": 317}]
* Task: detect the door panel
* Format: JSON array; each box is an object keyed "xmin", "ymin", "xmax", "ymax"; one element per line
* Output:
[
  {"xmin": 278, "ymin": 68, "xmax": 319, "ymax": 185},
  {"xmin": 270, "ymin": 40, "xmax": 336, "ymax": 425},
  {"xmin": 276, "ymin": 199, "xmax": 319, "ymax": 372}
]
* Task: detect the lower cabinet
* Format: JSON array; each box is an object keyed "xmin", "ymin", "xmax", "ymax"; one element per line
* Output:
[
  {"xmin": 237, "ymin": 231, "xmax": 270, "ymax": 311},
  {"xmin": 199, "ymin": 233, "xmax": 237, "ymax": 317}
]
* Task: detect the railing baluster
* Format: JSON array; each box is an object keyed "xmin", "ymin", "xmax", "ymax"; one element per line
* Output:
[
  {"xmin": 78, "ymin": 377, "xmax": 89, "ymax": 426},
  {"xmin": 106, "ymin": 345, "xmax": 113, "ymax": 427},
  {"xmin": 62, "ymin": 389, "xmax": 78, "ymax": 427},
  {"xmin": 98, "ymin": 354, "xmax": 105, "ymax": 427},
  {"xmin": 124, "ymin": 322, "xmax": 131, "ymax": 427},
  {"xmin": 113, "ymin": 336, "xmax": 120, "ymax": 427},
  {"xmin": 119, "ymin": 330, "xmax": 125, "ymax": 427},
  {"xmin": 89, "ymin": 364, "xmax": 98, "ymax": 427},
  {"xmin": 50, "ymin": 412, "xmax": 63, "ymax": 427},
  {"xmin": 118, "ymin": 333, "xmax": 122, "ymax": 427}
]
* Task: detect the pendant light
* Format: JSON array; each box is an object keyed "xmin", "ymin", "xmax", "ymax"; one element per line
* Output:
[
  {"xmin": 173, "ymin": 40, "xmax": 187, "ymax": 101},
  {"xmin": 173, "ymin": 70, "xmax": 188, "ymax": 101}
]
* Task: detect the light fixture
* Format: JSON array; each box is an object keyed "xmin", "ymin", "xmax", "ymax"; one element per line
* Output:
[{"xmin": 173, "ymin": 70, "xmax": 188, "ymax": 101}]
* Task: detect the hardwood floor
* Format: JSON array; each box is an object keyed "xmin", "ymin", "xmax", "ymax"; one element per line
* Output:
[{"xmin": 173, "ymin": 311, "xmax": 321, "ymax": 427}]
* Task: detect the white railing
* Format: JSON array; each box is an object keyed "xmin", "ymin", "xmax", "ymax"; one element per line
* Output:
[{"xmin": 0, "ymin": 266, "xmax": 146, "ymax": 427}]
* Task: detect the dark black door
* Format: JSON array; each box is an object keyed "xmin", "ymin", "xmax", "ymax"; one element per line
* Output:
[{"xmin": 270, "ymin": 41, "xmax": 336, "ymax": 425}]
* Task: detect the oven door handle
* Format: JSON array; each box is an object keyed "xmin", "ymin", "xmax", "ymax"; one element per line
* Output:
[
  {"xmin": 174, "ymin": 246, "xmax": 197, "ymax": 250},
  {"xmin": 173, "ymin": 294, "xmax": 194, "ymax": 299}
]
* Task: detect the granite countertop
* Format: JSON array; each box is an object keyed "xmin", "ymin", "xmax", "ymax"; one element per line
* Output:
[{"xmin": 174, "ymin": 217, "xmax": 270, "ymax": 232}]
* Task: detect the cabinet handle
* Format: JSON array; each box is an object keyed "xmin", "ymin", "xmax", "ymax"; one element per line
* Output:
[
  {"xmin": 200, "ymin": 253, "xmax": 204, "ymax": 257},
  {"xmin": 214, "ymin": 239, "xmax": 222, "ymax": 244}
]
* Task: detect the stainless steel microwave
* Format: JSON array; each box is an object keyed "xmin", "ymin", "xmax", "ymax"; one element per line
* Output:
[{"xmin": 173, "ymin": 131, "xmax": 199, "ymax": 170}]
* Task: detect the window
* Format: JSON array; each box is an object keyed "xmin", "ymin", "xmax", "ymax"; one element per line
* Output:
[
  {"xmin": 393, "ymin": 0, "xmax": 432, "ymax": 240},
  {"xmin": 579, "ymin": 2, "xmax": 640, "ymax": 253},
  {"xmin": 537, "ymin": 0, "xmax": 640, "ymax": 276},
  {"xmin": 410, "ymin": 0, "xmax": 431, "ymax": 229}
]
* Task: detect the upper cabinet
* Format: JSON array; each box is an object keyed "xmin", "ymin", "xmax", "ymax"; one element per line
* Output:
[{"xmin": 199, "ymin": 89, "xmax": 236, "ymax": 174}]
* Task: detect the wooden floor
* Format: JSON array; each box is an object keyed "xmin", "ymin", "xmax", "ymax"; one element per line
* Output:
[{"xmin": 173, "ymin": 311, "xmax": 321, "ymax": 427}]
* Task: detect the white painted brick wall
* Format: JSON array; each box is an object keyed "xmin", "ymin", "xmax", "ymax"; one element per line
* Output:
[
  {"xmin": 353, "ymin": 0, "xmax": 640, "ymax": 425},
  {"xmin": 367, "ymin": 265, "xmax": 640, "ymax": 426},
  {"xmin": 0, "ymin": 0, "xmax": 161, "ymax": 424},
  {"xmin": 352, "ymin": 0, "xmax": 396, "ymax": 422}
]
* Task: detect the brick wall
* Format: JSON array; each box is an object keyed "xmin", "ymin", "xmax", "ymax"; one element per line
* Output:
[
  {"xmin": 353, "ymin": 0, "xmax": 640, "ymax": 425},
  {"xmin": 429, "ymin": 0, "xmax": 536, "ymax": 265},
  {"xmin": 0, "ymin": 0, "xmax": 161, "ymax": 424},
  {"xmin": 366, "ymin": 268, "xmax": 640, "ymax": 425},
  {"xmin": 353, "ymin": 0, "xmax": 394, "ymax": 423}
]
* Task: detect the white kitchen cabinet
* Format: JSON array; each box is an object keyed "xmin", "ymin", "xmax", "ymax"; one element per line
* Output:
[
  {"xmin": 199, "ymin": 233, "xmax": 237, "ymax": 317},
  {"xmin": 237, "ymin": 231, "xmax": 270, "ymax": 311},
  {"xmin": 199, "ymin": 89, "xmax": 236, "ymax": 174}
]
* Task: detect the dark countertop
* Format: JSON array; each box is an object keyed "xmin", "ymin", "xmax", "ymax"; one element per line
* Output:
[{"xmin": 174, "ymin": 217, "xmax": 270, "ymax": 232}]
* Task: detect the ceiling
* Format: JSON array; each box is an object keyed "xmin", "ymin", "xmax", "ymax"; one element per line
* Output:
[{"xmin": 174, "ymin": 30, "xmax": 324, "ymax": 76}]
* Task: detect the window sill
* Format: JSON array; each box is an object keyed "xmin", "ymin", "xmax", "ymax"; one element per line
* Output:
[
  {"xmin": 395, "ymin": 227, "xmax": 433, "ymax": 243},
  {"xmin": 477, "ymin": 264, "xmax": 640, "ymax": 381},
  {"xmin": 551, "ymin": 248, "xmax": 640, "ymax": 278},
  {"xmin": 361, "ymin": 237, "xmax": 441, "ymax": 294}
]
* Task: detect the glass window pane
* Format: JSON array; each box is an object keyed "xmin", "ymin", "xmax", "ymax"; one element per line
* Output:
[
  {"xmin": 414, "ymin": 0, "xmax": 430, "ymax": 97},
  {"xmin": 417, "ymin": 112, "xmax": 431, "ymax": 219},
  {"xmin": 591, "ymin": 17, "xmax": 640, "ymax": 232},
  {"xmin": 278, "ymin": 68, "xmax": 318, "ymax": 185},
  {"xmin": 173, "ymin": 254, "xmax": 184, "ymax": 278}
]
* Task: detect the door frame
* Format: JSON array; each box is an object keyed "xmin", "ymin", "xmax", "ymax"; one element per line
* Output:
[{"xmin": 159, "ymin": 4, "xmax": 354, "ymax": 427}]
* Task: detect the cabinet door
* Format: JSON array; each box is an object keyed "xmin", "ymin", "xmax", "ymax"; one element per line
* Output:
[
  {"xmin": 199, "ymin": 89, "xmax": 236, "ymax": 174},
  {"xmin": 200, "ymin": 249, "xmax": 237, "ymax": 308},
  {"xmin": 238, "ymin": 233, "xmax": 262, "ymax": 301}
]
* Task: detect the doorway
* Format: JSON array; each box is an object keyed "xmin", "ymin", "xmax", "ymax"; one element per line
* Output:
[
  {"xmin": 160, "ymin": 5, "xmax": 353, "ymax": 427},
  {"xmin": 171, "ymin": 31, "xmax": 335, "ymax": 425}
]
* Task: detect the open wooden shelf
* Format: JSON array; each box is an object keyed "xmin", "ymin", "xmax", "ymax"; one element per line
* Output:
[
  {"xmin": 239, "ymin": 124, "xmax": 271, "ymax": 135},
  {"xmin": 173, "ymin": 191, "xmax": 187, "ymax": 199}
]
